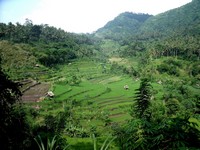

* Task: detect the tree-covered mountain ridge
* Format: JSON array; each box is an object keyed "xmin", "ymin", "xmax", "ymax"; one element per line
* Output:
[
  {"xmin": 95, "ymin": 12, "xmax": 152, "ymax": 40},
  {"xmin": 95, "ymin": 0, "xmax": 200, "ymax": 39},
  {"xmin": 140, "ymin": 0, "xmax": 200, "ymax": 36}
]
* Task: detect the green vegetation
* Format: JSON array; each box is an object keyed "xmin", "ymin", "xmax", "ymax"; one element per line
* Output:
[
  {"xmin": 0, "ymin": 64, "xmax": 32, "ymax": 149},
  {"xmin": 96, "ymin": 12, "xmax": 152, "ymax": 40},
  {"xmin": 1, "ymin": 0, "xmax": 200, "ymax": 149}
]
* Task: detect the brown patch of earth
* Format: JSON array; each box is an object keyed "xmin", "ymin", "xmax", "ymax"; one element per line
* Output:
[{"xmin": 21, "ymin": 80, "xmax": 50, "ymax": 102}]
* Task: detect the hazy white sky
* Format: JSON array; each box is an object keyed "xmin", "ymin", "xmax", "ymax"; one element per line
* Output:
[{"xmin": 0, "ymin": 0, "xmax": 192, "ymax": 33}]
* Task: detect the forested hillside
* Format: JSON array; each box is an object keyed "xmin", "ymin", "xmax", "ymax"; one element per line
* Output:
[
  {"xmin": 95, "ymin": 0, "xmax": 200, "ymax": 60},
  {"xmin": 95, "ymin": 12, "xmax": 152, "ymax": 40},
  {"xmin": 96, "ymin": 0, "xmax": 200, "ymax": 40},
  {"xmin": 140, "ymin": 0, "xmax": 200, "ymax": 36},
  {"xmin": 0, "ymin": 0, "xmax": 200, "ymax": 149},
  {"xmin": 0, "ymin": 19, "xmax": 100, "ymax": 79}
]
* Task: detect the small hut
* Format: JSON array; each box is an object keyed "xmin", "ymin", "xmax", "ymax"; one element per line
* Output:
[
  {"xmin": 47, "ymin": 91, "xmax": 54, "ymax": 98},
  {"xmin": 157, "ymin": 80, "xmax": 162, "ymax": 84},
  {"xmin": 35, "ymin": 64, "xmax": 40, "ymax": 67},
  {"xmin": 124, "ymin": 85, "xmax": 129, "ymax": 90}
]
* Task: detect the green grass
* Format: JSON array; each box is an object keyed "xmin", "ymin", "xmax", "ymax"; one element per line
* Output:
[
  {"xmin": 110, "ymin": 113, "xmax": 131, "ymax": 122},
  {"xmin": 67, "ymin": 137, "xmax": 93, "ymax": 150},
  {"xmin": 67, "ymin": 136, "xmax": 119, "ymax": 150}
]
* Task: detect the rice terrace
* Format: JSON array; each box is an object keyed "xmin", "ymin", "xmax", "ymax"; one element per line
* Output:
[{"xmin": 20, "ymin": 58, "xmax": 165, "ymax": 149}]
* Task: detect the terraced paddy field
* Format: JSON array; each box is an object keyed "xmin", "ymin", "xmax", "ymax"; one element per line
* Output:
[
  {"xmin": 22, "ymin": 58, "xmax": 200, "ymax": 149},
  {"xmin": 23, "ymin": 58, "xmax": 193, "ymax": 149},
  {"xmin": 25, "ymin": 59, "xmax": 163, "ymax": 132}
]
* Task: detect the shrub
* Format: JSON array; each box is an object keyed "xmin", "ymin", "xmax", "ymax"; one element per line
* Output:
[
  {"xmin": 191, "ymin": 63, "xmax": 200, "ymax": 77},
  {"xmin": 157, "ymin": 63, "xmax": 180, "ymax": 76}
]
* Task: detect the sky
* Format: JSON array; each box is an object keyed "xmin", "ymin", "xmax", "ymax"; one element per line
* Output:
[{"xmin": 0, "ymin": 0, "xmax": 192, "ymax": 33}]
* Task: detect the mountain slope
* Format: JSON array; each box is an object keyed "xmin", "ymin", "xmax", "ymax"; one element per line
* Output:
[
  {"xmin": 0, "ymin": 41, "xmax": 38, "ymax": 80},
  {"xmin": 95, "ymin": 12, "xmax": 152, "ymax": 40},
  {"xmin": 140, "ymin": 0, "xmax": 200, "ymax": 36},
  {"xmin": 95, "ymin": 0, "xmax": 200, "ymax": 41}
]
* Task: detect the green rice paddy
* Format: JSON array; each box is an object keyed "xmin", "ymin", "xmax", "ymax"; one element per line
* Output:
[{"xmin": 38, "ymin": 59, "xmax": 165, "ymax": 132}]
